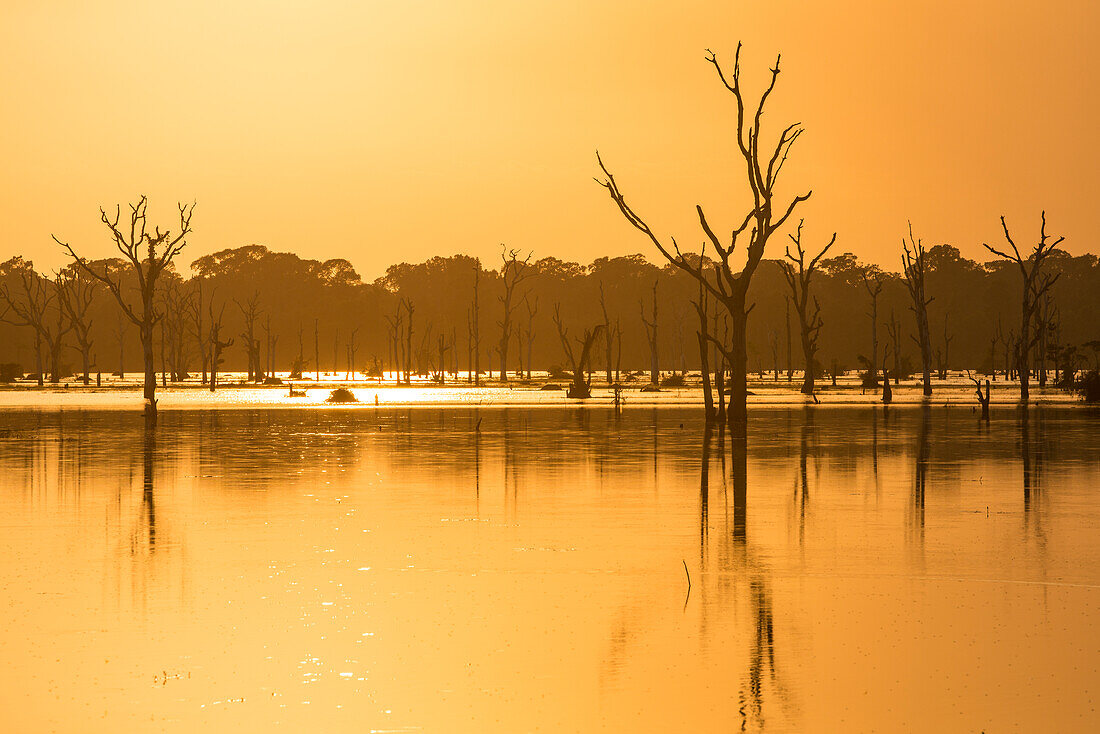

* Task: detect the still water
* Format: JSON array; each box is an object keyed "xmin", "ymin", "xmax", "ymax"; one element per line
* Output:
[{"xmin": 1, "ymin": 405, "xmax": 1097, "ymax": 732}]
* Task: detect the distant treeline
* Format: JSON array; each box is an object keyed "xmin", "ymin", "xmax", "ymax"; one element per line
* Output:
[{"xmin": 2, "ymin": 243, "xmax": 1098, "ymax": 381}]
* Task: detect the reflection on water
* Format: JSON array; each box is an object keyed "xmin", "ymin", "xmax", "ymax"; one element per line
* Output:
[{"xmin": 1, "ymin": 406, "xmax": 1098, "ymax": 732}]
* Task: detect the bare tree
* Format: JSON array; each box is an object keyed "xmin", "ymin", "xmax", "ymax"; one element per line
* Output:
[
  {"xmin": 402, "ymin": 297, "xmax": 415, "ymax": 383},
  {"xmin": 55, "ymin": 196, "xmax": 195, "ymax": 420},
  {"xmin": 861, "ymin": 269, "xmax": 883, "ymax": 390},
  {"xmin": 208, "ymin": 299, "xmax": 233, "ymax": 392},
  {"xmin": 497, "ymin": 247, "xmax": 533, "ymax": 382},
  {"xmin": 693, "ymin": 283, "xmax": 715, "ymax": 419},
  {"xmin": 639, "ymin": 279, "xmax": 660, "ymax": 385},
  {"xmin": 886, "ymin": 310, "xmax": 902, "ymax": 386},
  {"xmin": 235, "ymin": 292, "xmax": 262, "ymax": 382},
  {"xmin": 982, "ymin": 212, "xmax": 1063, "ymax": 402},
  {"xmin": 780, "ymin": 221, "xmax": 835, "ymax": 396},
  {"xmin": 968, "ymin": 370, "xmax": 991, "ymax": 422},
  {"xmin": 523, "ymin": 294, "xmax": 538, "ymax": 380},
  {"xmin": 552, "ymin": 304, "xmax": 604, "ymax": 399},
  {"xmin": 471, "ymin": 263, "xmax": 481, "ymax": 385},
  {"xmin": 597, "ymin": 43, "xmax": 811, "ymax": 430},
  {"xmin": 935, "ymin": 313, "xmax": 953, "ymax": 380},
  {"xmin": 901, "ymin": 224, "xmax": 933, "ymax": 397},
  {"xmin": 598, "ymin": 281, "xmax": 619, "ymax": 385},
  {"xmin": 57, "ymin": 268, "xmax": 98, "ymax": 385},
  {"xmin": 189, "ymin": 277, "xmax": 208, "ymax": 384}
]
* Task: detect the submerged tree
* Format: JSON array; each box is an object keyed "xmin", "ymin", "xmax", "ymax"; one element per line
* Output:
[
  {"xmin": 901, "ymin": 224, "xmax": 933, "ymax": 397},
  {"xmin": 598, "ymin": 43, "xmax": 811, "ymax": 430},
  {"xmin": 639, "ymin": 279, "xmax": 660, "ymax": 385},
  {"xmin": 982, "ymin": 212, "xmax": 1063, "ymax": 402},
  {"xmin": 497, "ymin": 247, "xmax": 533, "ymax": 382},
  {"xmin": 780, "ymin": 221, "xmax": 835, "ymax": 396},
  {"xmin": 55, "ymin": 196, "xmax": 195, "ymax": 421},
  {"xmin": 861, "ymin": 269, "xmax": 883, "ymax": 390},
  {"xmin": 552, "ymin": 304, "xmax": 604, "ymax": 399}
]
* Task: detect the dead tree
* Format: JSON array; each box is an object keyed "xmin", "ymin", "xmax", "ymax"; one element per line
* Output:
[
  {"xmin": 162, "ymin": 279, "xmax": 193, "ymax": 381},
  {"xmin": 780, "ymin": 220, "xmax": 835, "ymax": 396},
  {"xmin": 639, "ymin": 279, "xmax": 660, "ymax": 385},
  {"xmin": 346, "ymin": 326, "xmax": 359, "ymax": 380},
  {"xmin": 402, "ymin": 297, "xmax": 415, "ymax": 383},
  {"xmin": 471, "ymin": 263, "xmax": 481, "ymax": 385},
  {"xmin": 901, "ymin": 224, "xmax": 933, "ymax": 397},
  {"xmin": 522, "ymin": 295, "xmax": 538, "ymax": 380},
  {"xmin": 982, "ymin": 212, "xmax": 1063, "ymax": 402},
  {"xmin": 384, "ymin": 304, "xmax": 404, "ymax": 383},
  {"xmin": 56, "ymin": 196, "xmax": 194, "ymax": 420},
  {"xmin": 597, "ymin": 43, "xmax": 811, "ymax": 431},
  {"xmin": 882, "ymin": 343, "xmax": 893, "ymax": 405},
  {"xmin": 313, "ymin": 318, "xmax": 320, "ymax": 382},
  {"xmin": 208, "ymin": 300, "xmax": 233, "ymax": 392},
  {"xmin": 114, "ymin": 310, "xmax": 127, "ymax": 378},
  {"xmin": 935, "ymin": 313, "xmax": 953, "ymax": 380},
  {"xmin": 497, "ymin": 247, "xmax": 533, "ymax": 382},
  {"xmin": 264, "ymin": 314, "xmax": 280, "ymax": 379},
  {"xmin": 693, "ymin": 283, "xmax": 715, "ymax": 419},
  {"xmin": 235, "ymin": 292, "xmax": 262, "ymax": 382},
  {"xmin": 1035, "ymin": 295, "xmax": 1057, "ymax": 387},
  {"xmin": 57, "ymin": 268, "xmax": 98, "ymax": 385},
  {"xmin": 598, "ymin": 281, "xmax": 619, "ymax": 385},
  {"xmin": 433, "ymin": 332, "xmax": 451, "ymax": 384},
  {"xmin": 990, "ymin": 318, "xmax": 1002, "ymax": 382},
  {"xmin": 784, "ymin": 295, "xmax": 793, "ymax": 383},
  {"xmin": 861, "ymin": 270, "xmax": 883, "ymax": 390},
  {"xmin": 968, "ymin": 371, "xmax": 991, "ymax": 421},
  {"xmin": 886, "ymin": 310, "xmax": 902, "ymax": 385},
  {"xmin": 769, "ymin": 330, "xmax": 780, "ymax": 382},
  {"xmin": 189, "ymin": 277, "xmax": 208, "ymax": 383},
  {"xmin": 552, "ymin": 304, "xmax": 604, "ymax": 399}
]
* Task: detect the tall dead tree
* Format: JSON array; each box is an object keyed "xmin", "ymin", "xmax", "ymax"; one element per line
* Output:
[
  {"xmin": 264, "ymin": 314, "xmax": 280, "ymax": 379},
  {"xmin": 522, "ymin": 295, "xmax": 538, "ymax": 380},
  {"xmin": 56, "ymin": 196, "xmax": 194, "ymax": 421},
  {"xmin": 552, "ymin": 304, "xmax": 604, "ymax": 399},
  {"xmin": 780, "ymin": 221, "xmax": 835, "ymax": 396},
  {"xmin": 935, "ymin": 313, "xmax": 953, "ymax": 380},
  {"xmin": 693, "ymin": 283, "xmax": 715, "ymax": 419},
  {"xmin": 598, "ymin": 43, "xmax": 811, "ymax": 430},
  {"xmin": 598, "ymin": 281, "xmax": 619, "ymax": 385},
  {"xmin": 114, "ymin": 310, "xmax": 127, "ymax": 378},
  {"xmin": 982, "ymin": 212, "xmax": 1063, "ymax": 402},
  {"xmin": 861, "ymin": 270, "xmax": 883, "ymax": 389},
  {"xmin": 886, "ymin": 310, "xmax": 902, "ymax": 385},
  {"xmin": 901, "ymin": 224, "xmax": 933, "ymax": 397},
  {"xmin": 402, "ymin": 297, "xmax": 415, "ymax": 383},
  {"xmin": 313, "ymin": 318, "xmax": 320, "ymax": 382},
  {"xmin": 208, "ymin": 300, "xmax": 233, "ymax": 392},
  {"xmin": 57, "ymin": 268, "xmax": 98, "ymax": 385},
  {"xmin": 639, "ymin": 280, "xmax": 660, "ymax": 385},
  {"xmin": 497, "ymin": 247, "xmax": 533, "ymax": 382},
  {"xmin": 471, "ymin": 263, "xmax": 481, "ymax": 385},
  {"xmin": 189, "ymin": 277, "xmax": 208, "ymax": 384},
  {"xmin": 784, "ymin": 295, "xmax": 793, "ymax": 383},
  {"xmin": 235, "ymin": 292, "xmax": 262, "ymax": 382}
]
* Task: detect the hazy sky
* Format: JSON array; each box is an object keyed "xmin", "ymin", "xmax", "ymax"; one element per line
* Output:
[{"xmin": 1, "ymin": 1, "xmax": 1097, "ymax": 279}]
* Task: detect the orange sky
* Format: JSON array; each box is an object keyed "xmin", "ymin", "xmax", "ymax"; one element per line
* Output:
[{"xmin": 1, "ymin": 1, "xmax": 1097, "ymax": 279}]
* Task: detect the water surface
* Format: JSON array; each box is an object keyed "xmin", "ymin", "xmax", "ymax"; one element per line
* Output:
[{"xmin": 1, "ymin": 405, "xmax": 1097, "ymax": 732}]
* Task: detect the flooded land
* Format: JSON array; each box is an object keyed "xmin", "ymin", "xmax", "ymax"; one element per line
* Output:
[{"xmin": 1, "ymin": 403, "xmax": 1097, "ymax": 732}]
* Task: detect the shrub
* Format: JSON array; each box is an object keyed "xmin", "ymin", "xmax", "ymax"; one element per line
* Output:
[
  {"xmin": 325, "ymin": 387, "xmax": 358, "ymax": 403},
  {"xmin": 660, "ymin": 372, "xmax": 685, "ymax": 387},
  {"xmin": 1077, "ymin": 370, "xmax": 1100, "ymax": 403}
]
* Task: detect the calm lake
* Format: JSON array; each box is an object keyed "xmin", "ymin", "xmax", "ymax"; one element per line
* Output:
[{"xmin": 1, "ymin": 405, "xmax": 1098, "ymax": 732}]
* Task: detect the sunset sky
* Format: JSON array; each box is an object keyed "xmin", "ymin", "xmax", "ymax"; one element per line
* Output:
[{"xmin": 1, "ymin": 1, "xmax": 1096, "ymax": 279}]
